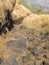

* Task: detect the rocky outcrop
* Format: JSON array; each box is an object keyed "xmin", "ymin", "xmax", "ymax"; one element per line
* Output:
[
  {"xmin": 0, "ymin": 0, "xmax": 16, "ymax": 20},
  {"xmin": 0, "ymin": 0, "xmax": 16, "ymax": 34}
]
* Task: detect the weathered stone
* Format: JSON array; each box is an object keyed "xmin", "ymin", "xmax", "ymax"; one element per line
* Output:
[
  {"xmin": 22, "ymin": 55, "xmax": 30, "ymax": 63},
  {"xmin": 43, "ymin": 44, "xmax": 49, "ymax": 50},
  {"xmin": 7, "ymin": 37, "xmax": 27, "ymax": 56},
  {"xmin": 30, "ymin": 48, "xmax": 45, "ymax": 56},
  {"xmin": 1, "ymin": 56, "xmax": 19, "ymax": 65},
  {"xmin": 7, "ymin": 37, "xmax": 27, "ymax": 49},
  {"xmin": 0, "ymin": 0, "xmax": 16, "ymax": 34}
]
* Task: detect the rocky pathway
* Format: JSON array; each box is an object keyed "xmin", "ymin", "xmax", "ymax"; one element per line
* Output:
[{"xmin": 0, "ymin": 24, "xmax": 49, "ymax": 65}]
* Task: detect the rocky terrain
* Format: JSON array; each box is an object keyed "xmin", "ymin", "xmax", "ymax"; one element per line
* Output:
[{"xmin": 0, "ymin": 0, "xmax": 49, "ymax": 65}]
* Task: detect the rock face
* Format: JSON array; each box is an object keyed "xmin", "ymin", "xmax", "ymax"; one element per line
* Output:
[
  {"xmin": 0, "ymin": 0, "xmax": 16, "ymax": 19},
  {"xmin": 0, "ymin": 0, "xmax": 16, "ymax": 34}
]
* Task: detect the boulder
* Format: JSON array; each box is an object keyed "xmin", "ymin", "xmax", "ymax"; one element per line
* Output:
[{"xmin": 7, "ymin": 37, "xmax": 28, "ymax": 56}]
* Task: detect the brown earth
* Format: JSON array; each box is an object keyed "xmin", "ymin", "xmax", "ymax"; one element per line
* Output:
[{"xmin": 0, "ymin": 1, "xmax": 49, "ymax": 65}]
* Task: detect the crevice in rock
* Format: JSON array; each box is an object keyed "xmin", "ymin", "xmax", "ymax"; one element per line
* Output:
[
  {"xmin": 5, "ymin": 10, "xmax": 14, "ymax": 31},
  {"xmin": 43, "ymin": 61, "xmax": 45, "ymax": 65},
  {"xmin": 0, "ymin": 0, "xmax": 16, "ymax": 35},
  {"xmin": 0, "ymin": 10, "xmax": 14, "ymax": 35}
]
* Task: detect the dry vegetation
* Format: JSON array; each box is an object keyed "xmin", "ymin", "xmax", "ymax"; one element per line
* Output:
[{"xmin": 0, "ymin": 0, "xmax": 49, "ymax": 65}]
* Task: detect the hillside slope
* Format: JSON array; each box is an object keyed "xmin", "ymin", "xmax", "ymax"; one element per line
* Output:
[{"xmin": 0, "ymin": 1, "xmax": 49, "ymax": 65}]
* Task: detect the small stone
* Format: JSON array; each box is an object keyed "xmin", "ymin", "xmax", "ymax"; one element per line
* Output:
[
  {"xmin": 22, "ymin": 56, "xmax": 30, "ymax": 63},
  {"xmin": 43, "ymin": 44, "xmax": 49, "ymax": 50},
  {"xmin": 30, "ymin": 48, "xmax": 45, "ymax": 56}
]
